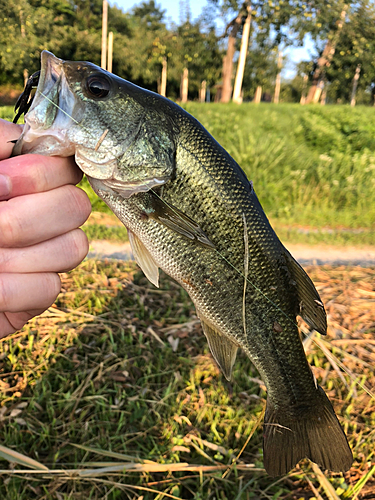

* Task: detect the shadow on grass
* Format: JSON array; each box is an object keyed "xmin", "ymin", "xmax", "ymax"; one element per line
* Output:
[
  {"xmin": 0, "ymin": 260, "xmax": 374, "ymax": 499},
  {"xmin": 0, "ymin": 260, "xmax": 270, "ymax": 499}
]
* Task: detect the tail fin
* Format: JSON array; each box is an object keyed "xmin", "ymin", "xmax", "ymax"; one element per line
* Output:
[{"xmin": 263, "ymin": 387, "xmax": 353, "ymax": 476}]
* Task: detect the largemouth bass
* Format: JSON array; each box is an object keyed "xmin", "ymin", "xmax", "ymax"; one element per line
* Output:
[{"xmin": 12, "ymin": 51, "xmax": 352, "ymax": 476}]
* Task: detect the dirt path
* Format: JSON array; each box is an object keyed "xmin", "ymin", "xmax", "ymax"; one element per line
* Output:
[{"xmin": 88, "ymin": 240, "xmax": 375, "ymax": 267}]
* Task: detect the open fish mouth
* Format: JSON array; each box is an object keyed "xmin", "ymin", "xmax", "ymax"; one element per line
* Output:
[
  {"xmin": 12, "ymin": 51, "xmax": 172, "ymax": 197},
  {"xmin": 12, "ymin": 51, "xmax": 79, "ymax": 157}
]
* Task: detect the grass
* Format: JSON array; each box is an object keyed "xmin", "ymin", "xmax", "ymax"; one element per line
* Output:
[
  {"xmin": 2, "ymin": 102, "xmax": 374, "ymax": 246},
  {"xmin": 271, "ymin": 225, "xmax": 375, "ymax": 247},
  {"xmin": 0, "ymin": 106, "xmax": 16, "ymax": 120},
  {"xmin": 182, "ymin": 103, "xmax": 375, "ymax": 230},
  {"xmin": 0, "ymin": 261, "xmax": 374, "ymax": 499},
  {"xmin": 81, "ymin": 210, "xmax": 375, "ymax": 247}
]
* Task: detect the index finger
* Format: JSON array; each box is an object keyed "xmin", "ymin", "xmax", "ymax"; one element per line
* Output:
[
  {"xmin": 0, "ymin": 118, "xmax": 23, "ymax": 160},
  {"xmin": 0, "ymin": 154, "xmax": 83, "ymax": 200}
]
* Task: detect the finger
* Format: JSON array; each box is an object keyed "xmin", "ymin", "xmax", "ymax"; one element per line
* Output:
[
  {"xmin": 0, "ymin": 272, "xmax": 61, "ymax": 314},
  {"xmin": 0, "ymin": 154, "xmax": 83, "ymax": 201},
  {"xmin": 0, "ymin": 184, "xmax": 91, "ymax": 248},
  {"xmin": 0, "ymin": 229, "xmax": 89, "ymax": 273},
  {"xmin": 0, "ymin": 119, "xmax": 23, "ymax": 160},
  {"xmin": 0, "ymin": 310, "xmax": 44, "ymax": 338}
]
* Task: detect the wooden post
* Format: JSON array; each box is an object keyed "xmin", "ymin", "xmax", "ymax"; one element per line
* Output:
[
  {"xmin": 254, "ymin": 85, "xmax": 262, "ymax": 104},
  {"xmin": 101, "ymin": 0, "xmax": 108, "ymax": 70},
  {"xmin": 312, "ymin": 80, "xmax": 324, "ymax": 104},
  {"xmin": 320, "ymin": 86, "xmax": 327, "ymax": 105},
  {"xmin": 300, "ymin": 74, "xmax": 308, "ymax": 105},
  {"xmin": 160, "ymin": 57, "xmax": 167, "ymax": 97},
  {"xmin": 273, "ymin": 50, "xmax": 283, "ymax": 104},
  {"xmin": 181, "ymin": 67, "xmax": 188, "ymax": 103},
  {"xmin": 107, "ymin": 31, "xmax": 113, "ymax": 73},
  {"xmin": 23, "ymin": 69, "xmax": 29, "ymax": 87},
  {"xmin": 350, "ymin": 64, "xmax": 361, "ymax": 107},
  {"xmin": 200, "ymin": 80, "xmax": 207, "ymax": 102},
  {"xmin": 233, "ymin": 4, "xmax": 252, "ymax": 104}
]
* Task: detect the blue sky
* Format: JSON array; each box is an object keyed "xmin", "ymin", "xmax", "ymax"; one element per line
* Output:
[
  {"xmin": 112, "ymin": 0, "xmax": 314, "ymax": 79},
  {"xmin": 113, "ymin": 0, "xmax": 205, "ymax": 25}
]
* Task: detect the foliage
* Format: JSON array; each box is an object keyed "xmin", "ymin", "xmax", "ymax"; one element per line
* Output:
[
  {"xmin": 324, "ymin": 0, "xmax": 375, "ymax": 104},
  {"xmin": 183, "ymin": 102, "xmax": 375, "ymax": 229},
  {"xmin": 0, "ymin": 0, "xmax": 222, "ymax": 98},
  {"xmin": 242, "ymin": 38, "xmax": 279, "ymax": 100},
  {"xmin": 3, "ymin": 0, "xmax": 375, "ymax": 102}
]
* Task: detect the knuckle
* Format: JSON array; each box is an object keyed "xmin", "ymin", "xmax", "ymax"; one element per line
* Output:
[
  {"xmin": 0, "ymin": 248, "xmax": 11, "ymax": 272},
  {"xmin": 45, "ymin": 273, "xmax": 61, "ymax": 302},
  {"xmin": 0, "ymin": 275, "xmax": 10, "ymax": 312},
  {"xmin": 61, "ymin": 229, "xmax": 89, "ymax": 270},
  {"xmin": 66, "ymin": 185, "xmax": 92, "ymax": 222},
  {"xmin": 0, "ymin": 205, "xmax": 19, "ymax": 247},
  {"xmin": 35, "ymin": 157, "xmax": 52, "ymax": 192}
]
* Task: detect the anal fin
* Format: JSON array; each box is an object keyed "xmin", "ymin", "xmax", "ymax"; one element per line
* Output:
[
  {"xmin": 200, "ymin": 318, "xmax": 238, "ymax": 381},
  {"xmin": 128, "ymin": 230, "xmax": 159, "ymax": 287}
]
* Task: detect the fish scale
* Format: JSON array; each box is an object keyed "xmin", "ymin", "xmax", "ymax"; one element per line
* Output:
[{"xmin": 12, "ymin": 50, "xmax": 352, "ymax": 477}]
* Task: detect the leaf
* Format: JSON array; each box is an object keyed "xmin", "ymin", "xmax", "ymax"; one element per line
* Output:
[
  {"xmin": 349, "ymin": 464, "xmax": 375, "ymax": 500},
  {"xmin": 0, "ymin": 444, "xmax": 49, "ymax": 471},
  {"xmin": 311, "ymin": 463, "xmax": 341, "ymax": 500},
  {"xmin": 70, "ymin": 443, "xmax": 156, "ymax": 464}
]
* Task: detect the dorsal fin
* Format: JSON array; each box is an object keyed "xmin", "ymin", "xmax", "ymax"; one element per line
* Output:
[
  {"xmin": 284, "ymin": 250, "xmax": 327, "ymax": 335},
  {"xmin": 199, "ymin": 317, "xmax": 238, "ymax": 381}
]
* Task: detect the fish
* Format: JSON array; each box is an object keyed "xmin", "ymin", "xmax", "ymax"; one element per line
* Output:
[{"xmin": 12, "ymin": 50, "xmax": 353, "ymax": 476}]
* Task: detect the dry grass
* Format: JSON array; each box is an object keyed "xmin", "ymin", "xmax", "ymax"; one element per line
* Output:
[{"xmin": 0, "ymin": 260, "xmax": 374, "ymax": 499}]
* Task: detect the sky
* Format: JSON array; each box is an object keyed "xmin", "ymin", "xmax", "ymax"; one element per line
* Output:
[
  {"xmin": 113, "ymin": 0, "xmax": 206, "ymax": 26},
  {"xmin": 112, "ymin": 0, "xmax": 314, "ymax": 79}
]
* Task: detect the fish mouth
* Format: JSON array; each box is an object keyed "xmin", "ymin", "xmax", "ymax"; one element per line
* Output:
[
  {"xmin": 12, "ymin": 51, "xmax": 171, "ymax": 197},
  {"xmin": 12, "ymin": 51, "xmax": 80, "ymax": 156}
]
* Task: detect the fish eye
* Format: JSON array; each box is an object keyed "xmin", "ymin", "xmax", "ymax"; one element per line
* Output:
[{"xmin": 85, "ymin": 74, "xmax": 111, "ymax": 99}]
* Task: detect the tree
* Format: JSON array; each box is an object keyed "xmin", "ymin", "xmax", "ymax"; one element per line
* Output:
[
  {"xmin": 305, "ymin": 4, "xmax": 349, "ymax": 103},
  {"xmin": 242, "ymin": 38, "xmax": 279, "ymax": 100},
  {"xmin": 317, "ymin": 0, "xmax": 375, "ymax": 104},
  {"xmin": 232, "ymin": 3, "xmax": 252, "ymax": 104},
  {"xmin": 208, "ymin": 0, "xmax": 319, "ymax": 103},
  {"xmin": 220, "ymin": 4, "xmax": 247, "ymax": 103}
]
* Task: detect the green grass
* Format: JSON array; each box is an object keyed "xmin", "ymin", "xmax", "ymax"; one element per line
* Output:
[
  {"xmin": 83, "ymin": 223, "xmax": 128, "ymax": 242},
  {"xmin": 272, "ymin": 225, "xmax": 375, "ymax": 247},
  {"xmin": 0, "ymin": 106, "xmax": 15, "ymax": 120},
  {"xmin": 0, "ymin": 262, "xmax": 374, "ymax": 499},
  {"xmin": 183, "ymin": 102, "xmax": 375, "ymax": 230},
  {"xmin": 2, "ymin": 102, "xmax": 374, "ymax": 241},
  {"xmin": 81, "ymin": 214, "xmax": 375, "ymax": 247}
]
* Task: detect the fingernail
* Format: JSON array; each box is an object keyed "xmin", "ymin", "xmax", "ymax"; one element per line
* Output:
[{"xmin": 0, "ymin": 174, "xmax": 11, "ymax": 198}]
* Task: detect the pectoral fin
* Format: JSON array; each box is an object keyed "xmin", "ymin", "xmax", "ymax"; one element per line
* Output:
[
  {"xmin": 200, "ymin": 318, "xmax": 238, "ymax": 381},
  {"xmin": 128, "ymin": 230, "xmax": 159, "ymax": 287},
  {"xmin": 149, "ymin": 195, "xmax": 215, "ymax": 249}
]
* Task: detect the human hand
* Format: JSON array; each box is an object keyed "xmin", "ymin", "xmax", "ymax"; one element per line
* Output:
[{"xmin": 0, "ymin": 118, "xmax": 91, "ymax": 338}]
